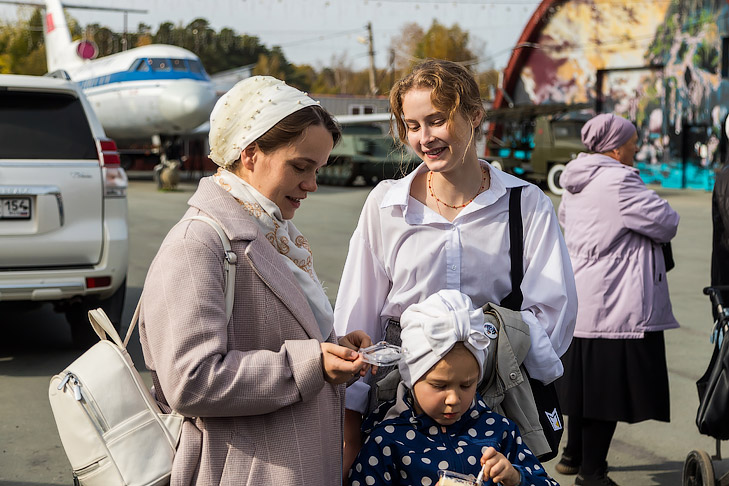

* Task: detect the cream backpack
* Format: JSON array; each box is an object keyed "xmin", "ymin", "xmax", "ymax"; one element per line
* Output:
[{"xmin": 48, "ymin": 216, "xmax": 236, "ymax": 486}]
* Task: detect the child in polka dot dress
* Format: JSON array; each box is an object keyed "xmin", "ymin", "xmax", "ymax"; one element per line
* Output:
[{"xmin": 348, "ymin": 290, "xmax": 558, "ymax": 486}]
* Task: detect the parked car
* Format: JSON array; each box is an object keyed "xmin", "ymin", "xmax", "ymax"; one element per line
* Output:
[
  {"xmin": 0, "ymin": 73, "xmax": 128, "ymax": 347},
  {"xmin": 484, "ymin": 103, "xmax": 592, "ymax": 195}
]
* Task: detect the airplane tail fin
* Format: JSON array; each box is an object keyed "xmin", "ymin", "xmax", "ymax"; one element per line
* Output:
[{"xmin": 43, "ymin": 0, "xmax": 84, "ymax": 72}]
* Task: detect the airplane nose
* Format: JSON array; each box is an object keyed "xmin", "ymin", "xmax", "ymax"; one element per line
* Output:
[{"xmin": 159, "ymin": 80, "xmax": 217, "ymax": 131}]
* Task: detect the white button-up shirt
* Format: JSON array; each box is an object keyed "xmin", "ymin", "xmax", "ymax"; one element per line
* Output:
[{"xmin": 334, "ymin": 162, "xmax": 577, "ymax": 413}]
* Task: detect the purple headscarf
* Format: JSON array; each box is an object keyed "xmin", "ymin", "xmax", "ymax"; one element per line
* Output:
[{"xmin": 581, "ymin": 113, "xmax": 636, "ymax": 153}]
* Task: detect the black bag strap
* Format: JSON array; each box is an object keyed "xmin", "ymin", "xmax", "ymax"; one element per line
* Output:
[{"xmin": 500, "ymin": 186, "xmax": 524, "ymax": 311}]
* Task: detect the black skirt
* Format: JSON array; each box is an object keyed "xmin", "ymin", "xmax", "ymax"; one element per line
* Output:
[{"xmin": 555, "ymin": 331, "xmax": 670, "ymax": 423}]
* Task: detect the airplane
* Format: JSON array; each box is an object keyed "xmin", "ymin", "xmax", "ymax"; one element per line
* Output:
[{"xmin": 2, "ymin": 0, "xmax": 218, "ymax": 161}]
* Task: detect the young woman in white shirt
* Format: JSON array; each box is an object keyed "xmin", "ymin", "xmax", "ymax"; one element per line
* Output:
[{"xmin": 334, "ymin": 58, "xmax": 578, "ymax": 475}]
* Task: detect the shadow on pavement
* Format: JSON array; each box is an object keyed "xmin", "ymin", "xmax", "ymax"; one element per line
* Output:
[
  {"xmin": 0, "ymin": 286, "xmax": 147, "ymax": 378},
  {"xmin": 610, "ymin": 460, "xmax": 684, "ymax": 485}
]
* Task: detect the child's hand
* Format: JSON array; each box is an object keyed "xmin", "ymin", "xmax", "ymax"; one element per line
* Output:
[
  {"xmin": 338, "ymin": 330, "xmax": 373, "ymax": 351},
  {"xmin": 480, "ymin": 447, "xmax": 520, "ymax": 486},
  {"xmin": 338, "ymin": 330, "xmax": 377, "ymax": 376}
]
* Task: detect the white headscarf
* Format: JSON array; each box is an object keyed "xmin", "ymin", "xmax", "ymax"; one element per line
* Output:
[
  {"xmin": 208, "ymin": 75, "xmax": 320, "ymax": 168},
  {"xmin": 398, "ymin": 290, "xmax": 490, "ymax": 387},
  {"xmin": 208, "ymin": 76, "xmax": 333, "ymax": 339}
]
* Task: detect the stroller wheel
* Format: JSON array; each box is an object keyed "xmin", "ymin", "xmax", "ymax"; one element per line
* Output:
[{"xmin": 683, "ymin": 449, "xmax": 716, "ymax": 486}]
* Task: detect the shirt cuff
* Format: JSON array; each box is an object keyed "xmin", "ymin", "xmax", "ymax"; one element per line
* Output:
[
  {"xmin": 344, "ymin": 379, "xmax": 371, "ymax": 414},
  {"xmin": 520, "ymin": 310, "xmax": 564, "ymax": 384}
]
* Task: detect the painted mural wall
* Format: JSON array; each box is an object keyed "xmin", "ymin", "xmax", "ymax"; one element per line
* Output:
[{"xmin": 512, "ymin": 0, "xmax": 729, "ymax": 189}]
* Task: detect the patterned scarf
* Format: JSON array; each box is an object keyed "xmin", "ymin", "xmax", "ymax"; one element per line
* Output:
[{"xmin": 213, "ymin": 168, "xmax": 334, "ymax": 339}]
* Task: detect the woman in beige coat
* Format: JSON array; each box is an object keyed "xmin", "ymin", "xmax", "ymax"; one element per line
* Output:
[{"xmin": 139, "ymin": 76, "xmax": 372, "ymax": 486}]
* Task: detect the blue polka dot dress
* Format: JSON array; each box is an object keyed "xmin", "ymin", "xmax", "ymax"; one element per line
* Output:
[{"xmin": 348, "ymin": 383, "xmax": 559, "ymax": 486}]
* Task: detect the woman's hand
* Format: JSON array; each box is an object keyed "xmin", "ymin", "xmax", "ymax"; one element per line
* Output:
[
  {"xmin": 338, "ymin": 330, "xmax": 377, "ymax": 377},
  {"xmin": 480, "ymin": 447, "xmax": 520, "ymax": 486},
  {"xmin": 321, "ymin": 343, "xmax": 368, "ymax": 385}
]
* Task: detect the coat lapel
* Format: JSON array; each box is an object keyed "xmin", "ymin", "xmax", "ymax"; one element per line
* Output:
[
  {"xmin": 188, "ymin": 177, "xmax": 324, "ymax": 341},
  {"xmin": 244, "ymin": 238, "xmax": 323, "ymax": 341}
]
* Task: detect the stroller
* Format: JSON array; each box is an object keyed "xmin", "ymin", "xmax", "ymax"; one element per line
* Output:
[{"xmin": 683, "ymin": 285, "xmax": 729, "ymax": 486}]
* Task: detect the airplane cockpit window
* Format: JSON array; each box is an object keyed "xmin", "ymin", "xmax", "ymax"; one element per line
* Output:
[
  {"xmin": 132, "ymin": 59, "xmax": 150, "ymax": 72},
  {"xmin": 149, "ymin": 58, "xmax": 170, "ymax": 72},
  {"xmin": 188, "ymin": 60, "xmax": 203, "ymax": 74},
  {"xmin": 171, "ymin": 59, "xmax": 187, "ymax": 71},
  {"xmin": 129, "ymin": 57, "xmax": 207, "ymax": 76}
]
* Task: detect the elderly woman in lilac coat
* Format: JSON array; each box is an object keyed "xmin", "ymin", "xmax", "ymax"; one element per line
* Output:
[{"xmin": 554, "ymin": 114, "xmax": 679, "ymax": 486}]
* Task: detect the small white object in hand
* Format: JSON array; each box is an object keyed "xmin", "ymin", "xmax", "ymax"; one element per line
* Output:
[{"xmin": 359, "ymin": 341, "xmax": 403, "ymax": 366}]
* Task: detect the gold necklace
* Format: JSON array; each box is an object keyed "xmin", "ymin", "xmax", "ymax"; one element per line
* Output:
[{"xmin": 428, "ymin": 168, "xmax": 487, "ymax": 209}]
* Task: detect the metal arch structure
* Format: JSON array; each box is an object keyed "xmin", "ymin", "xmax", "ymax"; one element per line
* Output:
[
  {"xmin": 484, "ymin": 0, "xmax": 569, "ymax": 158},
  {"xmin": 492, "ymin": 0, "xmax": 567, "ymax": 111}
]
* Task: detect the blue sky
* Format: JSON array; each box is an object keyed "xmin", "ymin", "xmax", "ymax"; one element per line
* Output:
[{"xmin": 0, "ymin": 0, "xmax": 539, "ymax": 71}]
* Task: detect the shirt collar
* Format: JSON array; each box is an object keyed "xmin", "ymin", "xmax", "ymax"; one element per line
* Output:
[
  {"xmin": 379, "ymin": 160, "xmax": 529, "ymax": 217},
  {"xmin": 380, "ymin": 161, "xmax": 426, "ymax": 209}
]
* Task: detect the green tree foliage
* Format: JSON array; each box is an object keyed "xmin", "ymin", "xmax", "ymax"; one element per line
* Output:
[
  {"xmin": 0, "ymin": 8, "xmax": 46, "ymax": 74},
  {"xmin": 414, "ymin": 20, "xmax": 476, "ymax": 64},
  {"xmin": 388, "ymin": 20, "xmax": 495, "ymax": 100},
  {"xmin": 151, "ymin": 19, "xmax": 271, "ymax": 74}
]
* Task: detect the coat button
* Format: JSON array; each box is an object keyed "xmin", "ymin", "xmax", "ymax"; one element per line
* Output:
[{"xmin": 509, "ymin": 372, "xmax": 517, "ymax": 380}]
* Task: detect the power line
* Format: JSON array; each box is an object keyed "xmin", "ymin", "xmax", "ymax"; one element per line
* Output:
[{"xmin": 276, "ymin": 28, "xmax": 365, "ymax": 48}]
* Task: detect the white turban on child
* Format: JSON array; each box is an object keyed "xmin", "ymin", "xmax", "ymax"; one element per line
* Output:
[
  {"xmin": 398, "ymin": 290, "xmax": 490, "ymax": 388},
  {"xmin": 208, "ymin": 76, "xmax": 320, "ymax": 168}
]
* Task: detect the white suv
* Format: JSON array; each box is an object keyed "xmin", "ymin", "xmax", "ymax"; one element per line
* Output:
[{"xmin": 0, "ymin": 74, "xmax": 128, "ymax": 347}]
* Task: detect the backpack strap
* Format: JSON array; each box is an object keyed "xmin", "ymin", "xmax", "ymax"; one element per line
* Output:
[
  {"xmin": 500, "ymin": 186, "xmax": 524, "ymax": 311},
  {"xmin": 118, "ymin": 215, "xmax": 237, "ymax": 348},
  {"xmin": 181, "ymin": 216, "xmax": 237, "ymax": 324}
]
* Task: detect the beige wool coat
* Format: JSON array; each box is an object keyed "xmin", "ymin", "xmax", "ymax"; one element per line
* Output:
[{"xmin": 139, "ymin": 177, "xmax": 344, "ymax": 486}]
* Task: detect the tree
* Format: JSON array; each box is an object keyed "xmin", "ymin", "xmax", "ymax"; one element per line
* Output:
[
  {"xmin": 389, "ymin": 23, "xmax": 425, "ymax": 70},
  {"xmin": 415, "ymin": 20, "xmax": 477, "ymax": 64},
  {"xmin": 88, "ymin": 24, "xmax": 119, "ymax": 56},
  {"xmin": 386, "ymin": 20, "xmax": 482, "ymax": 95},
  {"xmin": 153, "ymin": 22, "xmax": 175, "ymax": 46},
  {"xmin": 0, "ymin": 8, "xmax": 47, "ymax": 75},
  {"xmin": 475, "ymin": 69, "xmax": 500, "ymax": 101},
  {"xmin": 253, "ymin": 46, "xmax": 295, "ymax": 84}
]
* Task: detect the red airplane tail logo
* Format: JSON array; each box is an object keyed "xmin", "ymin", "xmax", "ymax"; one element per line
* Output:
[{"xmin": 45, "ymin": 13, "xmax": 54, "ymax": 34}]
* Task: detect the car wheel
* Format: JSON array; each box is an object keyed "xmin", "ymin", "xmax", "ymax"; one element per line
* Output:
[
  {"xmin": 333, "ymin": 159, "xmax": 357, "ymax": 186},
  {"xmin": 317, "ymin": 166, "xmax": 331, "ymax": 185},
  {"xmin": 66, "ymin": 278, "xmax": 126, "ymax": 349},
  {"xmin": 547, "ymin": 164, "xmax": 566, "ymax": 196},
  {"xmin": 489, "ymin": 160, "xmax": 503, "ymax": 171}
]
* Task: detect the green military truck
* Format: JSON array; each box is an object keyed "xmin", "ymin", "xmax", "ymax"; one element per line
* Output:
[
  {"xmin": 484, "ymin": 103, "xmax": 591, "ymax": 195},
  {"xmin": 317, "ymin": 121, "xmax": 419, "ymax": 186}
]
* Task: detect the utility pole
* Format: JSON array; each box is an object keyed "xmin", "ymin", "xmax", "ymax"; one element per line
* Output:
[
  {"xmin": 389, "ymin": 47, "xmax": 395, "ymax": 89},
  {"xmin": 121, "ymin": 11, "xmax": 128, "ymax": 51},
  {"xmin": 366, "ymin": 22, "xmax": 377, "ymax": 96}
]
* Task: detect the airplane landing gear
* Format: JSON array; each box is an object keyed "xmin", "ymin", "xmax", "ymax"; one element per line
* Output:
[{"xmin": 152, "ymin": 135, "xmax": 184, "ymax": 190}]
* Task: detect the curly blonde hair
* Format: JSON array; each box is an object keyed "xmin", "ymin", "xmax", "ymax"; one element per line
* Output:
[{"xmin": 389, "ymin": 59, "xmax": 483, "ymax": 147}]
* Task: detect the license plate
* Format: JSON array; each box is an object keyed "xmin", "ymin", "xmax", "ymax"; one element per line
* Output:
[{"xmin": 0, "ymin": 197, "xmax": 31, "ymax": 219}]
